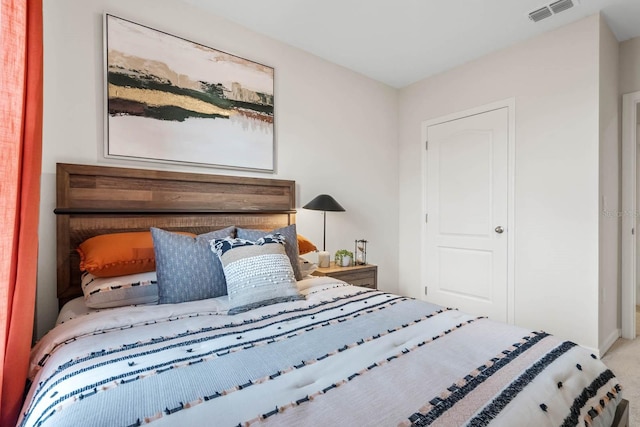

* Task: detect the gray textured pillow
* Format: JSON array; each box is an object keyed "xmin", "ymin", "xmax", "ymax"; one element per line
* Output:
[
  {"xmin": 211, "ymin": 234, "xmax": 303, "ymax": 314},
  {"xmin": 236, "ymin": 224, "xmax": 303, "ymax": 280},
  {"xmin": 151, "ymin": 226, "xmax": 235, "ymax": 304}
]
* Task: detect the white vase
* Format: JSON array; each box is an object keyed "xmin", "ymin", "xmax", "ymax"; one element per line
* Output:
[{"xmin": 341, "ymin": 255, "xmax": 351, "ymax": 267}]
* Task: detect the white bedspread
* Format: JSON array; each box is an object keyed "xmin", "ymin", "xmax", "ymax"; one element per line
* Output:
[{"xmin": 19, "ymin": 278, "xmax": 621, "ymax": 426}]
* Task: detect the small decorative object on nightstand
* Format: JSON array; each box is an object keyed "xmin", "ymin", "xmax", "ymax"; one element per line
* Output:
[
  {"xmin": 317, "ymin": 251, "xmax": 330, "ymax": 268},
  {"xmin": 334, "ymin": 249, "xmax": 353, "ymax": 267},
  {"xmin": 354, "ymin": 239, "xmax": 367, "ymax": 265},
  {"xmin": 312, "ymin": 262, "xmax": 377, "ymax": 290}
]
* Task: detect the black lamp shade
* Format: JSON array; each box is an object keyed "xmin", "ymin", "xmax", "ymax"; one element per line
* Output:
[
  {"xmin": 302, "ymin": 194, "xmax": 345, "ymax": 252},
  {"xmin": 302, "ymin": 194, "xmax": 345, "ymax": 212}
]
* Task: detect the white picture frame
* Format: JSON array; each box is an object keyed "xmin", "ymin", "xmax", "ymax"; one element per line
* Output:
[{"xmin": 103, "ymin": 14, "xmax": 275, "ymax": 172}]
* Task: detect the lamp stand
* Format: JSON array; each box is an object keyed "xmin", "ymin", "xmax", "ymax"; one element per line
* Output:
[{"xmin": 322, "ymin": 210, "xmax": 327, "ymax": 251}]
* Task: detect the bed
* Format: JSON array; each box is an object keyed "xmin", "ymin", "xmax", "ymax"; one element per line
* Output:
[{"xmin": 18, "ymin": 163, "xmax": 628, "ymax": 427}]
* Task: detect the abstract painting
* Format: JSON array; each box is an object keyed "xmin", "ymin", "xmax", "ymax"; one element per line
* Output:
[{"xmin": 104, "ymin": 14, "xmax": 274, "ymax": 172}]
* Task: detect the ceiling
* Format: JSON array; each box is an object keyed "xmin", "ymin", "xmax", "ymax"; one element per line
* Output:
[{"xmin": 181, "ymin": 0, "xmax": 640, "ymax": 88}]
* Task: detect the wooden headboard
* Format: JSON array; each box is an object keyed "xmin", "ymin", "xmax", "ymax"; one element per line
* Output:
[{"xmin": 54, "ymin": 163, "xmax": 296, "ymax": 308}]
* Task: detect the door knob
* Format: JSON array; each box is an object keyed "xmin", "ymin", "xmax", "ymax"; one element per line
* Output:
[{"xmin": 495, "ymin": 226, "xmax": 504, "ymax": 234}]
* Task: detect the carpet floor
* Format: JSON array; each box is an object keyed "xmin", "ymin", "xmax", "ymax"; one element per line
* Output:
[{"xmin": 600, "ymin": 306, "xmax": 640, "ymax": 425}]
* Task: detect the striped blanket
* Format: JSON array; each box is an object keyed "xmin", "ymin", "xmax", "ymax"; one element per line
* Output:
[{"xmin": 19, "ymin": 278, "xmax": 621, "ymax": 426}]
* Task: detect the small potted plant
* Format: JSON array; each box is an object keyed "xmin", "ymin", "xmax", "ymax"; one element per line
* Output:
[{"xmin": 334, "ymin": 249, "xmax": 353, "ymax": 267}]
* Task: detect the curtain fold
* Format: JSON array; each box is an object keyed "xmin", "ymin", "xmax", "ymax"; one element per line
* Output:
[{"xmin": 0, "ymin": 0, "xmax": 44, "ymax": 425}]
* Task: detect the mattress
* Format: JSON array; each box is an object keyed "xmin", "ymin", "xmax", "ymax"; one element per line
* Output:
[{"xmin": 19, "ymin": 277, "xmax": 621, "ymax": 426}]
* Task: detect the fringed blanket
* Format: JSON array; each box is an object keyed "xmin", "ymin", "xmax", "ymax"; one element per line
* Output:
[{"xmin": 19, "ymin": 278, "xmax": 621, "ymax": 427}]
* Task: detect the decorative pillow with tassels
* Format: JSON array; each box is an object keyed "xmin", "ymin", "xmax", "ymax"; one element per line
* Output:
[{"xmin": 210, "ymin": 233, "xmax": 304, "ymax": 314}]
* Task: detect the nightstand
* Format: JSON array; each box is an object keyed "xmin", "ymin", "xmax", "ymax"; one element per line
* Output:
[{"xmin": 311, "ymin": 262, "xmax": 377, "ymax": 289}]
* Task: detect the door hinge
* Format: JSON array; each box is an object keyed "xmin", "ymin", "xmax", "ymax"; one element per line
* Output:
[
  {"xmin": 424, "ymin": 286, "xmax": 428, "ymax": 296},
  {"xmin": 633, "ymin": 228, "xmax": 635, "ymax": 235},
  {"xmin": 425, "ymin": 140, "xmax": 428, "ymax": 150},
  {"xmin": 425, "ymin": 213, "xmax": 428, "ymax": 223}
]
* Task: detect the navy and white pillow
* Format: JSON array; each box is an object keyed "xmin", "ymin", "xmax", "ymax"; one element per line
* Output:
[
  {"xmin": 236, "ymin": 224, "xmax": 303, "ymax": 280},
  {"xmin": 211, "ymin": 233, "xmax": 303, "ymax": 314},
  {"xmin": 151, "ymin": 226, "xmax": 235, "ymax": 304}
]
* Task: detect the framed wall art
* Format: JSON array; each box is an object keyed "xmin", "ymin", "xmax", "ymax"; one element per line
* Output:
[{"xmin": 103, "ymin": 14, "xmax": 275, "ymax": 172}]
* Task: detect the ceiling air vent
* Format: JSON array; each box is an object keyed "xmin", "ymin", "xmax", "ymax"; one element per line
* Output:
[
  {"xmin": 549, "ymin": 0, "xmax": 574, "ymax": 14},
  {"xmin": 529, "ymin": 0, "xmax": 577, "ymax": 23},
  {"xmin": 529, "ymin": 6, "xmax": 552, "ymax": 22}
]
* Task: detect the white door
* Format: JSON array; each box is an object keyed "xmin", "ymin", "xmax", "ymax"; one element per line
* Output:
[
  {"xmin": 621, "ymin": 91, "xmax": 640, "ymax": 339},
  {"xmin": 425, "ymin": 108, "xmax": 509, "ymax": 322}
]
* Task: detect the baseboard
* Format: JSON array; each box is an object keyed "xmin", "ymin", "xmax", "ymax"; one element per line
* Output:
[{"xmin": 599, "ymin": 328, "xmax": 621, "ymax": 357}]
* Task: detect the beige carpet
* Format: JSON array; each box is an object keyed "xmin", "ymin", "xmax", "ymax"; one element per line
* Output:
[{"xmin": 600, "ymin": 306, "xmax": 640, "ymax": 425}]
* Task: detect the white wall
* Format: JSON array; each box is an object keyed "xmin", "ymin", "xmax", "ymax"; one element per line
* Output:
[
  {"xmin": 598, "ymin": 17, "xmax": 620, "ymax": 354},
  {"xmin": 37, "ymin": 0, "xmax": 399, "ymax": 338},
  {"xmin": 398, "ymin": 15, "xmax": 602, "ymax": 350},
  {"xmin": 620, "ymin": 36, "xmax": 640, "ymax": 95}
]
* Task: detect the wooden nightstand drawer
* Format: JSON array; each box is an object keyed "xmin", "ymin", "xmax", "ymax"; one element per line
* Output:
[{"xmin": 312, "ymin": 263, "xmax": 377, "ymax": 290}]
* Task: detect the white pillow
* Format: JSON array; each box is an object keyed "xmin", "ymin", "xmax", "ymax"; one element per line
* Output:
[
  {"xmin": 298, "ymin": 256, "xmax": 318, "ymax": 277},
  {"xmin": 81, "ymin": 271, "xmax": 159, "ymax": 308}
]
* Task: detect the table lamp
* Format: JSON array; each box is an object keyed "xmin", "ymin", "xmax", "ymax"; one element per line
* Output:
[{"xmin": 302, "ymin": 194, "xmax": 345, "ymax": 267}]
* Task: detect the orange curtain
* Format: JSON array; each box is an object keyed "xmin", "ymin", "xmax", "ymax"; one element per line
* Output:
[{"xmin": 0, "ymin": 0, "xmax": 43, "ymax": 425}]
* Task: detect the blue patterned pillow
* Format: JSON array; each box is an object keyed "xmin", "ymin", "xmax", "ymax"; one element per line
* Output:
[
  {"xmin": 236, "ymin": 224, "xmax": 303, "ymax": 280},
  {"xmin": 151, "ymin": 226, "xmax": 235, "ymax": 304},
  {"xmin": 211, "ymin": 233, "xmax": 303, "ymax": 314}
]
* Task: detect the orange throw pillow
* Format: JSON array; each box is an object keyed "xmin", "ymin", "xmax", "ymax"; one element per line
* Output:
[
  {"xmin": 78, "ymin": 231, "xmax": 194, "ymax": 277},
  {"xmin": 297, "ymin": 234, "xmax": 317, "ymax": 255}
]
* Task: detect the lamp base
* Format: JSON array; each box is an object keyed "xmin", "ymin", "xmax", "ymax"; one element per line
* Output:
[{"xmin": 318, "ymin": 251, "xmax": 330, "ymax": 268}]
